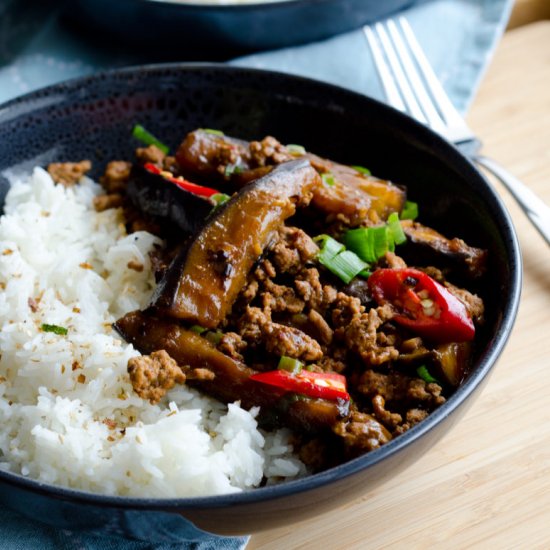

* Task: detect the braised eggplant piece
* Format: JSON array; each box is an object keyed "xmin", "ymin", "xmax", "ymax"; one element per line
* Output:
[
  {"xmin": 305, "ymin": 154, "xmax": 406, "ymax": 224},
  {"xmin": 175, "ymin": 129, "xmax": 406, "ymax": 226},
  {"xmin": 396, "ymin": 338, "xmax": 471, "ymax": 387},
  {"xmin": 432, "ymin": 341, "xmax": 472, "ymax": 387},
  {"xmin": 115, "ymin": 310, "xmax": 349, "ymax": 433},
  {"xmin": 176, "ymin": 129, "xmax": 251, "ymax": 182},
  {"xmin": 151, "ymin": 159, "xmax": 321, "ymax": 328},
  {"xmin": 400, "ymin": 219, "xmax": 487, "ymax": 278},
  {"xmin": 126, "ymin": 165, "xmax": 214, "ymax": 234}
]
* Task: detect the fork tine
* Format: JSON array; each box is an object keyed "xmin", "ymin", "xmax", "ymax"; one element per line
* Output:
[
  {"xmin": 371, "ymin": 22, "xmax": 427, "ymax": 123},
  {"xmin": 385, "ymin": 19, "xmax": 447, "ymax": 135},
  {"xmin": 397, "ymin": 17, "xmax": 468, "ymax": 130},
  {"xmin": 363, "ymin": 25, "xmax": 406, "ymax": 113}
]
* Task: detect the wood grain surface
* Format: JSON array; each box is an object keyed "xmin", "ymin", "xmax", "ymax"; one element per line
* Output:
[{"xmin": 248, "ymin": 20, "xmax": 550, "ymax": 550}]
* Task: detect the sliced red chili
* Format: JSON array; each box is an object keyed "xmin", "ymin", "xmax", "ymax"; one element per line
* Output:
[
  {"xmin": 250, "ymin": 369, "xmax": 350, "ymax": 401},
  {"xmin": 143, "ymin": 162, "xmax": 219, "ymax": 198},
  {"xmin": 367, "ymin": 268, "xmax": 475, "ymax": 343}
]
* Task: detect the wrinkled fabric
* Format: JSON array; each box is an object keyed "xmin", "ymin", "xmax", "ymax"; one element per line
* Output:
[{"xmin": 0, "ymin": 0, "xmax": 512, "ymax": 548}]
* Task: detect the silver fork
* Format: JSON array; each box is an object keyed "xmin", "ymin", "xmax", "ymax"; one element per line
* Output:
[{"xmin": 364, "ymin": 17, "xmax": 550, "ymax": 246}]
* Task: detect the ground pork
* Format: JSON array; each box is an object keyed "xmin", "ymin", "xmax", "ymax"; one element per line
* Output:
[
  {"xmin": 371, "ymin": 394, "xmax": 403, "ymax": 429},
  {"xmin": 127, "ymin": 350, "xmax": 186, "ymax": 404},
  {"xmin": 101, "ymin": 160, "xmax": 132, "ymax": 193},
  {"xmin": 342, "ymin": 304, "xmax": 399, "ymax": 366},
  {"xmin": 238, "ymin": 306, "xmax": 322, "ymax": 361},
  {"xmin": 93, "ymin": 193, "xmax": 124, "ymax": 212},
  {"xmin": 47, "ymin": 160, "xmax": 91, "ymax": 186},
  {"xmin": 333, "ymin": 410, "xmax": 392, "ymax": 456},
  {"xmin": 249, "ymin": 136, "xmax": 293, "ymax": 167},
  {"xmin": 331, "ymin": 292, "xmax": 364, "ymax": 328},
  {"xmin": 135, "ymin": 145, "xmax": 166, "ymax": 165},
  {"xmin": 357, "ymin": 369, "xmax": 446, "ymax": 409},
  {"xmin": 260, "ymin": 278, "xmax": 305, "ymax": 314},
  {"xmin": 295, "ymin": 268, "xmax": 338, "ymax": 312},
  {"xmin": 445, "ymin": 283, "xmax": 485, "ymax": 322},
  {"xmin": 307, "ymin": 309, "xmax": 333, "ymax": 345},
  {"xmin": 270, "ymin": 226, "xmax": 319, "ymax": 274},
  {"xmin": 217, "ymin": 332, "xmax": 247, "ymax": 362}
]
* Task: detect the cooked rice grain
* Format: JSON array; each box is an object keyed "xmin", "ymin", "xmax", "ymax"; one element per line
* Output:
[{"xmin": 0, "ymin": 167, "xmax": 306, "ymax": 496}]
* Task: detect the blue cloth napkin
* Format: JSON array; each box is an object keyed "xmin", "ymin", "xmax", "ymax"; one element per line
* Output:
[{"xmin": 0, "ymin": 0, "xmax": 512, "ymax": 548}]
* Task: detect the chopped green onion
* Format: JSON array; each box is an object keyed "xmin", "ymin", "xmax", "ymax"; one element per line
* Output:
[
  {"xmin": 210, "ymin": 193, "xmax": 231, "ymax": 206},
  {"xmin": 224, "ymin": 164, "xmax": 244, "ymax": 177},
  {"xmin": 401, "ymin": 200, "xmax": 419, "ymax": 220},
  {"xmin": 321, "ymin": 172, "xmax": 336, "ymax": 187},
  {"xmin": 387, "ymin": 212, "xmax": 407, "ymax": 245},
  {"xmin": 344, "ymin": 213, "xmax": 408, "ymax": 264},
  {"xmin": 372, "ymin": 225, "xmax": 393, "ymax": 256},
  {"xmin": 314, "ymin": 234, "xmax": 344, "ymax": 257},
  {"xmin": 318, "ymin": 249, "xmax": 368, "ymax": 284},
  {"xmin": 344, "ymin": 227, "xmax": 377, "ymax": 263},
  {"xmin": 205, "ymin": 330, "xmax": 224, "ymax": 345},
  {"xmin": 286, "ymin": 144, "xmax": 306, "ymax": 155},
  {"xmin": 416, "ymin": 365, "xmax": 440, "ymax": 384},
  {"xmin": 189, "ymin": 325, "xmax": 207, "ymax": 335},
  {"xmin": 315, "ymin": 234, "xmax": 369, "ymax": 283},
  {"xmin": 202, "ymin": 128, "xmax": 225, "ymax": 136},
  {"xmin": 359, "ymin": 269, "xmax": 372, "ymax": 279},
  {"xmin": 41, "ymin": 323, "xmax": 68, "ymax": 336},
  {"xmin": 132, "ymin": 124, "xmax": 169, "ymax": 154},
  {"xmin": 351, "ymin": 165, "xmax": 371, "ymax": 176},
  {"xmin": 278, "ymin": 356, "xmax": 303, "ymax": 374}
]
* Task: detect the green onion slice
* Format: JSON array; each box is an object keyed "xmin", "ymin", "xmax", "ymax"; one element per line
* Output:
[
  {"xmin": 387, "ymin": 212, "xmax": 407, "ymax": 245},
  {"xmin": 41, "ymin": 323, "xmax": 68, "ymax": 336},
  {"xmin": 132, "ymin": 124, "xmax": 169, "ymax": 155},
  {"xmin": 344, "ymin": 227, "xmax": 377, "ymax": 263},
  {"xmin": 202, "ymin": 128, "xmax": 225, "ymax": 136},
  {"xmin": 351, "ymin": 165, "xmax": 371, "ymax": 176},
  {"xmin": 401, "ymin": 200, "xmax": 419, "ymax": 220},
  {"xmin": 318, "ymin": 249, "xmax": 368, "ymax": 284},
  {"xmin": 315, "ymin": 234, "xmax": 369, "ymax": 283},
  {"xmin": 189, "ymin": 325, "xmax": 207, "ymax": 335},
  {"xmin": 344, "ymin": 212, "xmax": 408, "ymax": 264},
  {"xmin": 278, "ymin": 356, "xmax": 303, "ymax": 374},
  {"xmin": 416, "ymin": 365, "xmax": 440, "ymax": 384},
  {"xmin": 315, "ymin": 234, "xmax": 345, "ymax": 261},
  {"xmin": 210, "ymin": 193, "xmax": 231, "ymax": 206},
  {"xmin": 224, "ymin": 164, "xmax": 244, "ymax": 178},
  {"xmin": 286, "ymin": 144, "xmax": 306, "ymax": 155},
  {"xmin": 321, "ymin": 172, "xmax": 336, "ymax": 187},
  {"xmin": 205, "ymin": 330, "xmax": 224, "ymax": 345}
]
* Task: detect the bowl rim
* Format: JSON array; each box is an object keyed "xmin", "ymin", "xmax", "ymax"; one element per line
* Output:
[
  {"xmin": 110, "ymin": 0, "xmax": 347, "ymax": 12},
  {"xmin": 0, "ymin": 62, "xmax": 522, "ymax": 510}
]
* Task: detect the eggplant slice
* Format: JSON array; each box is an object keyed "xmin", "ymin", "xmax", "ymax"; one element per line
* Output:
[
  {"xmin": 115, "ymin": 310, "xmax": 349, "ymax": 433},
  {"xmin": 400, "ymin": 219, "xmax": 487, "ymax": 278},
  {"xmin": 126, "ymin": 165, "xmax": 214, "ymax": 234},
  {"xmin": 175, "ymin": 129, "xmax": 406, "ymax": 226},
  {"xmin": 151, "ymin": 158, "xmax": 321, "ymax": 328}
]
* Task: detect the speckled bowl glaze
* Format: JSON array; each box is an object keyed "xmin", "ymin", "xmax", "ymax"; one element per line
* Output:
[
  {"xmin": 71, "ymin": 0, "xmax": 431, "ymax": 56},
  {"xmin": 0, "ymin": 64, "xmax": 521, "ymax": 536}
]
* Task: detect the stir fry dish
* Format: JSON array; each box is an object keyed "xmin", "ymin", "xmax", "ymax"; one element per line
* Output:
[{"xmin": 48, "ymin": 126, "xmax": 487, "ymax": 472}]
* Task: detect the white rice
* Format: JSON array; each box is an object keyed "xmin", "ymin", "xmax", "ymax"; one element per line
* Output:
[{"xmin": 0, "ymin": 167, "xmax": 306, "ymax": 497}]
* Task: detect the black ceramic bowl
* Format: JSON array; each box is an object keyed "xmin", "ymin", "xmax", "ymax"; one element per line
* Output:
[
  {"xmin": 0, "ymin": 64, "xmax": 520, "ymax": 536},
  {"xmin": 71, "ymin": 0, "xmax": 431, "ymax": 57}
]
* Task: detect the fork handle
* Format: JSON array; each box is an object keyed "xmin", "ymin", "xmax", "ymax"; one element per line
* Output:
[{"xmin": 475, "ymin": 155, "xmax": 550, "ymax": 247}]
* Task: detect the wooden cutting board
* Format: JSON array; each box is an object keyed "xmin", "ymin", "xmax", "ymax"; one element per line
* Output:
[{"xmin": 249, "ymin": 20, "xmax": 550, "ymax": 550}]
